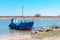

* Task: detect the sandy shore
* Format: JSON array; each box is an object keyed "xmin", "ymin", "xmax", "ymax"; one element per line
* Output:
[
  {"xmin": 0, "ymin": 35, "xmax": 60, "ymax": 40},
  {"xmin": 43, "ymin": 36, "xmax": 60, "ymax": 40},
  {"xmin": 0, "ymin": 35, "xmax": 38, "ymax": 40}
]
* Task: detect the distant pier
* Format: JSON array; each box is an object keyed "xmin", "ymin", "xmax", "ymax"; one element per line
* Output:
[{"xmin": 0, "ymin": 16, "xmax": 60, "ymax": 20}]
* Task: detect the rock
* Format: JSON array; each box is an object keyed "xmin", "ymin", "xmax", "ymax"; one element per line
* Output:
[{"xmin": 31, "ymin": 31, "xmax": 39, "ymax": 35}]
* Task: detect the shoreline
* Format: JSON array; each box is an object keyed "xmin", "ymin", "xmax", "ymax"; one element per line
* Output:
[
  {"xmin": 0, "ymin": 34, "xmax": 60, "ymax": 40},
  {"xmin": 0, "ymin": 16, "xmax": 60, "ymax": 20}
]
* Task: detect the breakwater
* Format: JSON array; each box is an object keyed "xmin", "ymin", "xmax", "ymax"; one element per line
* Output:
[{"xmin": 0, "ymin": 16, "xmax": 60, "ymax": 20}]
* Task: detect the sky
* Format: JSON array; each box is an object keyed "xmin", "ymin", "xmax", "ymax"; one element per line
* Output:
[{"xmin": 0, "ymin": 0, "xmax": 60, "ymax": 16}]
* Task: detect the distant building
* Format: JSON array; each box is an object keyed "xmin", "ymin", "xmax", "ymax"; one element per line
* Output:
[{"xmin": 34, "ymin": 14, "xmax": 41, "ymax": 17}]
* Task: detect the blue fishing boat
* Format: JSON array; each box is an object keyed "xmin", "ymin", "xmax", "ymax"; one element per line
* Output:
[
  {"xmin": 9, "ymin": 18, "xmax": 34, "ymax": 30},
  {"xmin": 9, "ymin": 6, "xmax": 34, "ymax": 30}
]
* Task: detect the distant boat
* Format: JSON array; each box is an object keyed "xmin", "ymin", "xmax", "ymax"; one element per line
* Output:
[{"xmin": 9, "ymin": 6, "xmax": 34, "ymax": 30}]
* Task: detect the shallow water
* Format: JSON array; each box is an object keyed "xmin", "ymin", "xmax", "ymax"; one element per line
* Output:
[{"xmin": 0, "ymin": 20, "xmax": 60, "ymax": 36}]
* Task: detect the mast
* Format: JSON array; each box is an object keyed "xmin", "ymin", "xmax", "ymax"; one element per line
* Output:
[
  {"xmin": 22, "ymin": 5, "xmax": 25, "ymax": 20},
  {"xmin": 22, "ymin": 5, "xmax": 24, "ymax": 16}
]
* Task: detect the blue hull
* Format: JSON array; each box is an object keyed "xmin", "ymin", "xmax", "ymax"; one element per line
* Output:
[{"xmin": 9, "ymin": 22, "xmax": 34, "ymax": 30}]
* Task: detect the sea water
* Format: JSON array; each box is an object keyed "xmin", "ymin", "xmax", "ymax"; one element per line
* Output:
[{"xmin": 0, "ymin": 20, "xmax": 60, "ymax": 36}]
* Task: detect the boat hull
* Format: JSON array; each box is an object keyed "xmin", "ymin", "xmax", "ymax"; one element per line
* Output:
[{"xmin": 9, "ymin": 22, "xmax": 34, "ymax": 30}]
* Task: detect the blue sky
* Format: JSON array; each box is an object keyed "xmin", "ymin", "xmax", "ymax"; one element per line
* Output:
[{"xmin": 0, "ymin": 0, "xmax": 60, "ymax": 16}]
